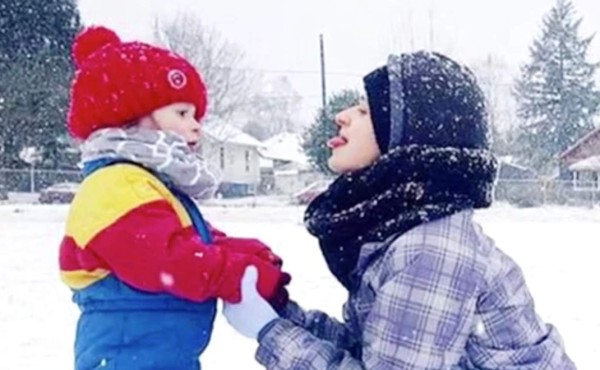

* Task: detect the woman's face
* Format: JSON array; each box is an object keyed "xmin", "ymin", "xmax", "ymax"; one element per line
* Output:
[{"xmin": 327, "ymin": 99, "xmax": 381, "ymax": 174}]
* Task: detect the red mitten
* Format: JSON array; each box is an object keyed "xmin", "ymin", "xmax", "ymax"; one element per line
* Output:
[
  {"xmin": 218, "ymin": 253, "xmax": 290, "ymax": 304},
  {"xmin": 215, "ymin": 237, "xmax": 283, "ymax": 267},
  {"xmin": 263, "ymin": 268, "xmax": 291, "ymax": 312},
  {"xmin": 208, "ymin": 223, "xmax": 283, "ymax": 267}
]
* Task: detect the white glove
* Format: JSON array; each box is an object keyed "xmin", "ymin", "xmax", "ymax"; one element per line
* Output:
[{"xmin": 223, "ymin": 266, "xmax": 279, "ymax": 339}]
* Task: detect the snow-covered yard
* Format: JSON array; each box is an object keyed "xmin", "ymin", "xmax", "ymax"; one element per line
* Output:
[{"xmin": 1, "ymin": 203, "xmax": 597, "ymax": 369}]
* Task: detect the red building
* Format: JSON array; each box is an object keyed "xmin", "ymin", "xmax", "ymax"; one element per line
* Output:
[{"xmin": 558, "ymin": 126, "xmax": 600, "ymax": 191}]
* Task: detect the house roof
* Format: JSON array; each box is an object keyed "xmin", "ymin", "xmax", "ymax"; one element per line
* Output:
[
  {"xmin": 559, "ymin": 126, "xmax": 600, "ymax": 160},
  {"xmin": 203, "ymin": 124, "xmax": 264, "ymax": 148},
  {"xmin": 259, "ymin": 133, "xmax": 309, "ymax": 165},
  {"xmin": 569, "ymin": 155, "xmax": 600, "ymax": 171},
  {"xmin": 498, "ymin": 156, "xmax": 533, "ymax": 172}
]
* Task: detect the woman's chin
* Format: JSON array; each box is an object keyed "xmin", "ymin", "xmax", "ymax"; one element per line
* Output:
[
  {"xmin": 328, "ymin": 151, "xmax": 379, "ymax": 174},
  {"xmin": 327, "ymin": 156, "xmax": 341, "ymax": 174},
  {"xmin": 328, "ymin": 153, "xmax": 351, "ymax": 174}
]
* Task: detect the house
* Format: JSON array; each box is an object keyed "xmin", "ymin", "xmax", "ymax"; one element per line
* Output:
[
  {"xmin": 558, "ymin": 126, "xmax": 600, "ymax": 191},
  {"xmin": 495, "ymin": 156, "xmax": 542, "ymax": 207},
  {"xmin": 258, "ymin": 133, "xmax": 326, "ymax": 195},
  {"xmin": 200, "ymin": 124, "xmax": 264, "ymax": 197},
  {"xmin": 497, "ymin": 156, "xmax": 538, "ymax": 181},
  {"xmin": 260, "ymin": 133, "xmax": 308, "ymax": 168}
]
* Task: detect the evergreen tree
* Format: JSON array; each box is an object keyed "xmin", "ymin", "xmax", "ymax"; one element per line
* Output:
[
  {"xmin": 0, "ymin": 0, "xmax": 81, "ymax": 169},
  {"xmin": 303, "ymin": 90, "xmax": 360, "ymax": 174},
  {"xmin": 514, "ymin": 0, "xmax": 600, "ymax": 173}
]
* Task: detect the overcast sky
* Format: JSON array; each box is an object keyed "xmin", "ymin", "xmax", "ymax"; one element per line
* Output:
[{"xmin": 78, "ymin": 0, "xmax": 600, "ymax": 123}]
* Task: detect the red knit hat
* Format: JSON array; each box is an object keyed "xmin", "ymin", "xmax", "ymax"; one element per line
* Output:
[{"xmin": 68, "ymin": 26, "xmax": 207, "ymax": 139}]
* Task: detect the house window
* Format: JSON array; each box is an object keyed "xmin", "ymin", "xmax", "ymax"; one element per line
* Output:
[
  {"xmin": 573, "ymin": 171, "xmax": 599, "ymax": 191},
  {"xmin": 245, "ymin": 150, "xmax": 251, "ymax": 172},
  {"xmin": 219, "ymin": 147, "xmax": 225, "ymax": 170}
]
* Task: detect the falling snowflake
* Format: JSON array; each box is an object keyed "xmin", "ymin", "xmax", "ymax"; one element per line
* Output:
[
  {"xmin": 160, "ymin": 272, "xmax": 175, "ymax": 287},
  {"xmin": 474, "ymin": 319, "xmax": 486, "ymax": 336}
]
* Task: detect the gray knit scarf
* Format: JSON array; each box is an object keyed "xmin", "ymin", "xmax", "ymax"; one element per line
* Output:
[{"xmin": 80, "ymin": 127, "xmax": 218, "ymax": 199}]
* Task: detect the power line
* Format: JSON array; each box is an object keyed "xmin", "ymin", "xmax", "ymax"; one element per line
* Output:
[
  {"xmin": 209, "ymin": 66, "xmax": 363, "ymax": 78},
  {"xmin": 216, "ymin": 95, "xmax": 324, "ymax": 109}
]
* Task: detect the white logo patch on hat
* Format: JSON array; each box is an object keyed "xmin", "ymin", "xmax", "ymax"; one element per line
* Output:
[{"xmin": 168, "ymin": 69, "xmax": 187, "ymax": 89}]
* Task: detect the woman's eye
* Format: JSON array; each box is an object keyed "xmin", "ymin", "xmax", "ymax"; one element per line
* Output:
[{"xmin": 178, "ymin": 110, "xmax": 187, "ymax": 117}]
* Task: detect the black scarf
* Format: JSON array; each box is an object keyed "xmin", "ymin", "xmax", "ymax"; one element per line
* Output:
[{"xmin": 304, "ymin": 145, "xmax": 498, "ymax": 291}]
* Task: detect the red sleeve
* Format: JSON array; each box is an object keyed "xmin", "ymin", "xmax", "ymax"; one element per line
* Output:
[
  {"xmin": 207, "ymin": 222, "xmax": 227, "ymax": 240},
  {"xmin": 86, "ymin": 199, "xmax": 252, "ymax": 302}
]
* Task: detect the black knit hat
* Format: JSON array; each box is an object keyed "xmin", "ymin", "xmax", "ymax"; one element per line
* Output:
[{"xmin": 363, "ymin": 52, "xmax": 490, "ymax": 153}]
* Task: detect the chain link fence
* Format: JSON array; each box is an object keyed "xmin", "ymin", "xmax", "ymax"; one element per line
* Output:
[
  {"xmin": 1, "ymin": 168, "xmax": 599, "ymax": 207},
  {"xmin": 0, "ymin": 168, "xmax": 82, "ymax": 197},
  {"xmin": 495, "ymin": 179, "xmax": 599, "ymax": 208}
]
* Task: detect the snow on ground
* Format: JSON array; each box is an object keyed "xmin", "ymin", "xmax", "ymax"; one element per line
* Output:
[{"xmin": 0, "ymin": 203, "xmax": 598, "ymax": 369}]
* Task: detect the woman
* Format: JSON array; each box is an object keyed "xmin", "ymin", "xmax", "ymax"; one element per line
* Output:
[{"xmin": 223, "ymin": 51, "xmax": 575, "ymax": 369}]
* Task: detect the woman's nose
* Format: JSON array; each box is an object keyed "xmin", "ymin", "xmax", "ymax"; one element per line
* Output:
[{"xmin": 334, "ymin": 111, "xmax": 350, "ymax": 127}]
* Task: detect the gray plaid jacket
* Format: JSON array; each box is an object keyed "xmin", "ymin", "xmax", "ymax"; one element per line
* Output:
[{"xmin": 256, "ymin": 211, "xmax": 575, "ymax": 369}]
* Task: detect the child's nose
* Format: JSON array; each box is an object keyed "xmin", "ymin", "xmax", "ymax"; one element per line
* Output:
[{"xmin": 191, "ymin": 119, "xmax": 201, "ymax": 132}]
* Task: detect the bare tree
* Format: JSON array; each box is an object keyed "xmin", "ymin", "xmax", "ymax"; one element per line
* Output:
[
  {"xmin": 153, "ymin": 13, "xmax": 264, "ymax": 189},
  {"xmin": 243, "ymin": 76, "xmax": 303, "ymax": 140},
  {"xmin": 471, "ymin": 55, "xmax": 520, "ymax": 155},
  {"xmin": 153, "ymin": 13, "xmax": 257, "ymax": 124}
]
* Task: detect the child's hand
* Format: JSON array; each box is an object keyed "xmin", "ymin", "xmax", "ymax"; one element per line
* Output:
[
  {"xmin": 207, "ymin": 223, "xmax": 284, "ymax": 267},
  {"xmin": 216, "ymin": 237, "xmax": 283, "ymax": 267},
  {"xmin": 247, "ymin": 256, "xmax": 291, "ymax": 310},
  {"xmin": 219, "ymin": 252, "xmax": 291, "ymax": 309}
]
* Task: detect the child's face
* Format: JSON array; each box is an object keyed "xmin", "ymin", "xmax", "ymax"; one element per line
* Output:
[
  {"xmin": 327, "ymin": 99, "xmax": 381, "ymax": 174},
  {"xmin": 141, "ymin": 102, "xmax": 202, "ymax": 147}
]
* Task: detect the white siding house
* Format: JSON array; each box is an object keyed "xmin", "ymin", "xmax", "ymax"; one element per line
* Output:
[
  {"xmin": 200, "ymin": 125, "xmax": 263, "ymax": 197},
  {"xmin": 259, "ymin": 133, "xmax": 327, "ymax": 195}
]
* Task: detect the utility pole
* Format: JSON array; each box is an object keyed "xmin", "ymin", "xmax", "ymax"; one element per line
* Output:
[
  {"xmin": 408, "ymin": 0, "xmax": 415, "ymax": 50},
  {"xmin": 429, "ymin": 0, "xmax": 435, "ymax": 50},
  {"xmin": 319, "ymin": 34, "xmax": 327, "ymax": 110}
]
